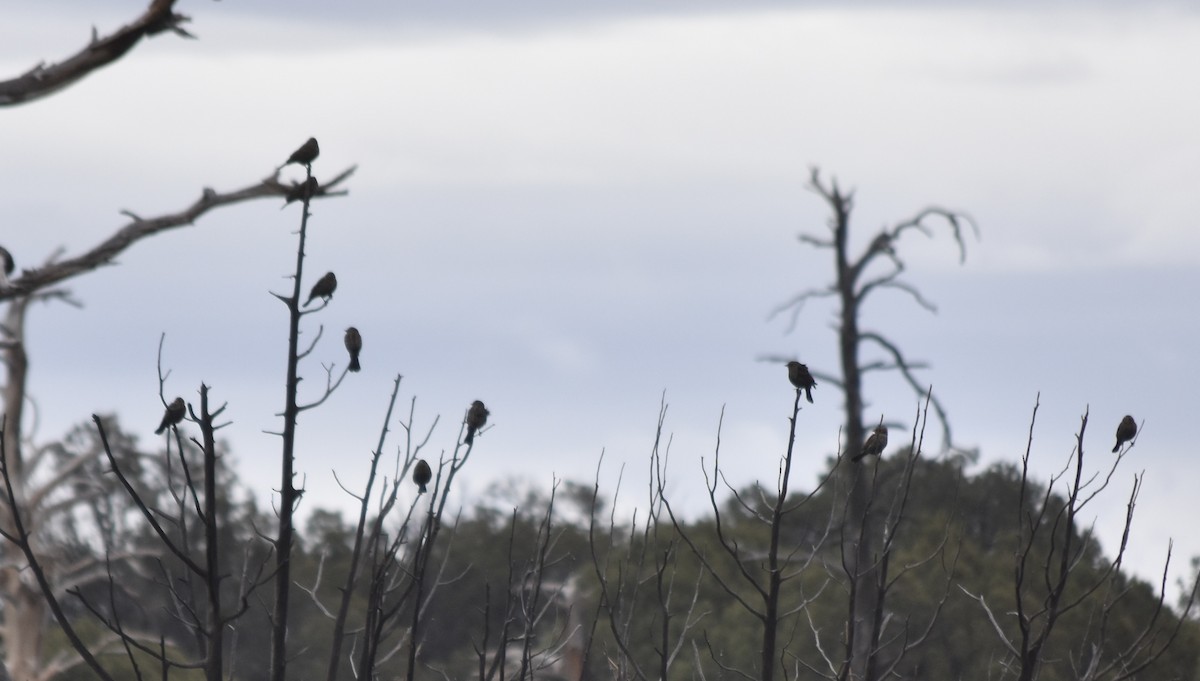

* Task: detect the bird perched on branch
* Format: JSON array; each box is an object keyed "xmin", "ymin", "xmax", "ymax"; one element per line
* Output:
[
  {"xmin": 464, "ymin": 400, "xmax": 489, "ymax": 446},
  {"xmin": 413, "ymin": 459, "xmax": 432, "ymax": 494},
  {"xmin": 0, "ymin": 245, "xmax": 13, "ymax": 288},
  {"xmin": 852, "ymin": 425, "xmax": 888, "ymax": 462},
  {"xmin": 285, "ymin": 137, "xmax": 319, "ymax": 168},
  {"xmin": 283, "ymin": 177, "xmax": 319, "ymax": 207},
  {"xmin": 305, "ymin": 271, "xmax": 337, "ymax": 306},
  {"xmin": 344, "ymin": 327, "xmax": 362, "ymax": 372},
  {"xmin": 786, "ymin": 361, "xmax": 816, "ymax": 404},
  {"xmin": 155, "ymin": 397, "xmax": 186, "ymax": 435},
  {"xmin": 1113, "ymin": 415, "xmax": 1137, "ymax": 453}
]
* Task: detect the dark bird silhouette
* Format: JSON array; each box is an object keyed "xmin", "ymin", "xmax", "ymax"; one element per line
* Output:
[
  {"xmin": 305, "ymin": 271, "xmax": 337, "ymax": 306},
  {"xmin": 464, "ymin": 400, "xmax": 490, "ymax": 446},
  {"xmin": 0, "ymin": 245, "xmax": 13, "ymax": 287},
  {"xmin": 413, "ymin": 459, "xmax": 432, "ymax": 494},
  {"xmin": 852, "ymin": 425, "xmax": 888, "ymax": 462},
  {"xmin": 1113, "ymin": 415, "xmax": 1137, "ymax": 453},
  {"xmin": 786, "ymin": 361, "xmax": 816, "ymax": 404},
  {"xmin": 155, "ymin": 397, "xmax": 186, "ymax": 435},
  {"xmin": 344, "ymin": 327, "xmax": 362, "ymax": 372},
  {"xmin": 283, "ymin": 177, "xmax": 319, "ymax": 207},
  {"xmin": 285, "ymin": 137, "xmax": 319, "ymax": 167}
]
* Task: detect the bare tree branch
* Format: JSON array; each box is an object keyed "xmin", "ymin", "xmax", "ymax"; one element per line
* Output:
[
  {"xmin": 1, "ymin": 165, "xmax": 354, "ymax": 302},
  {"xmin": 0, "ymin": 0, "xmax": 194, "ymax": 107}
]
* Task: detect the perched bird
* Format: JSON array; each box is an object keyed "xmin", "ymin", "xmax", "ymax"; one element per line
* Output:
[
  {"xmin": 870, "ymin": 232, "xmax": 894, "ymax": 255},
  {"xmin": 0, "ymin": 245, "xmax": 13, "ymax": 287},
  {"xmin": 155, "ymin": 397, "xmax": 186, "ymax": 435},
  {"xmin": 282, "ymin": 177, "xmax": 319, "ymax": 207},
  {"xmin": 786, "ymin": 361, "xmax": 817, "ymax": 404},
  {"xmin": 285, "ymin": 137, "xmax": 319, "ymax": 167},
  {"xmin": 464, "ymin": 400, "xmax": 490, "ymax": 446},
  {"xmin": 1113, "ymin": 415, "xmax": 1137, "ymax": 453},
  {"xmin": 413, "ymin": 459, "xmax": 432, "ymax": 494},
  {"xmin": 304, "ymin": 271, "xmax": 337, "ymax": 306},
  {"xmin": 344, "ymin": 327, "xmax": 362, "ymax": 372},
  {"xmin": 852, "ymin": 425, "xmax": 888, "ymax": 462}
]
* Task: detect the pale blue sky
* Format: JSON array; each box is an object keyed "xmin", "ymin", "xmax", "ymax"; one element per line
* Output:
[{"xmin": 3, "ymin": 1, "xmax": 1198, "ymax": 593}]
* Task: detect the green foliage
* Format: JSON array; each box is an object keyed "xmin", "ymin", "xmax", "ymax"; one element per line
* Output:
[{"xmin": 28, "ymin": 418, "xmax": 1200, "ymax": 681}]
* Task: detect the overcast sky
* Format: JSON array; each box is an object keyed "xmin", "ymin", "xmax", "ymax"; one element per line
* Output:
[{"xmin": 3, "ymin": 1, "xmax": 1199, "ymax": 594}]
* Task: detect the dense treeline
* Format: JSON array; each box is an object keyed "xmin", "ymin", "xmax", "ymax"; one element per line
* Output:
[{"xmin": 42, "ymin": 416, "xmax": 1198, "ymax": 680}]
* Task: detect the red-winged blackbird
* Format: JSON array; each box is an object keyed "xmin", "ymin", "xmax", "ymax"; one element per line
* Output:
[
  {"xmin": 413, "ymin": 459, "xmax": 432, "ymax": 494},
  {"xmin": 304, "ymin": 271, "xmax": 337, "ymax": 306},
  {"xmin": 283, "ymin": 177, "xmax": 319, "ymax": 207},
  {"xmin": 786, "ymin": 361, "xmax": 816, "ymax": 404},
  {"xmin": 155, "ymin": 397, "xmax": 186, "ymax": 435},
  {"xmin": 852, "ymin": 425, "xmax": 888, "ymax": 462},
  {"xmin": 286, "ymin": 137, "xmax": 319, "ymax": 167},
  {"xmin": 1113, "ymin": 415, "xmax": 1137, "ymax": 453},
  {"xmin": 464, "ymin": 400, "xmax": 490, "ymax": 446},
  {"xmin": 344, "ymin": 327, "xmax": 362, "ymax": 372}
]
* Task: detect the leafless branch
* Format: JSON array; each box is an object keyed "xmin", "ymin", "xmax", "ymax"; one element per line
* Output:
[
  {"xmin": 0, "ymin": 0, "xmax": 192, "ymax": 107},
  {"xmin": 0, "ymin": 165, "xmax": 355, "ymax": 303}
]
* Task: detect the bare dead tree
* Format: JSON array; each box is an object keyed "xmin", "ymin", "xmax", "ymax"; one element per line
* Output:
[
  {"xmin": 319, "ymin": 374, "xmax": 407, "ymax": 681},
  {"xmin": 962, "ymin": 402, "xmax": 1199, "ymax": 681},
  {"xmin": 653, "ymin": 386, "xmax": 838, "ymax": 681},
  {"xmin": 0, "ymin": 419, "xmax": 118, "ymax": 681},
  {"xmin": 86, "ymin": 385, "xmax": 262, "ymax": 681},
  {"xmin": 588, "ymin": 446, "xmax": 708, "ymax": 681},
  {"xmin": 767, "ymin": 167, "xmax": 976, "ymax": 680},
  {"xmin": 263, "ymin": 151, "xmax": 362, "ymax": 681}
]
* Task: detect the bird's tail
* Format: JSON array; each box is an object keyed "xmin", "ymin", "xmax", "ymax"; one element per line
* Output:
[
  {"xmin": 156, "ymin": 425, "xmax": 167, "ymax": 435},
  {"xmin": 349, "ymin": 357, "xmax": 361, "ymax": 372},
  {"xmin": 464, "ymin": 430, "xmax": 476, "ymax": 446},
  {"xmin": 805, "ymin": 387, "xmax": 813, "ymax": 404},
  {"xmin": 418, "ymin": 483, "xmax": 427, "ymax": 494},
  {"xmin": 1112, "ymin": 442, "xmax": 1120, "ymax": 453}
]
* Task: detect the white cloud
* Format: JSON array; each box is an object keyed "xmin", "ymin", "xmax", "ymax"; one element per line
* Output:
[{"xmin": 5, "ymin": 3, "xmax": 1200, "ymax": 595}]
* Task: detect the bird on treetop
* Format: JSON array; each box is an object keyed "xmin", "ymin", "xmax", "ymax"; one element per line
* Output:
[
  {"xmin": 156, "ymin": 397, "xmax": 186, "ymax": 435},
  {"xmin": 852, "ymin": 424, "xmax": 888, "ymax": 462},
  {"xmin": 786, "ymin": 361, "xmax": 816, "ymax": 404},
  {"xmin": 344, "ymin": 327, "xmax": 362, "ymax": 373},
  {"xmin": 285, "ymin": 137, "xmax": 319, "ymax": 167},
  {"xmin": 464, "ymin": 400, "xmax": 490, "ymax": 446},
  {"xmin": 305, "ymin": 271, "xmax": 337, "ymax": 307},
  {"xmin": 413, "ymin": 459, "xmax": 432, "ymax": 494},
  {"xmin": 1113, "ymin": 415, "xmax": 1137, "ymax": 453}
]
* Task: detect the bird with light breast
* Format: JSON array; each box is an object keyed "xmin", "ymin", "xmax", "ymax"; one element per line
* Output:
[
  {"xmin": 285, "ymin": 137, "xmax": 319, "ymax": 168},
  {"xmin": 1113, "ymin": 415, "xmax": 1137, "ymax": 453},
  {"xmin": 156, "ymin": 397, "xmax": 186, "ymax": 435},
  {"xmin": 413, "ymin": 459, "xmax": 432, "ymax": 494},
  {"xmin": 464, "ymin": 400, "xmax": 489, "ymax": 446},
  {"xmin": 852, "ymin": 424, "xmax": 888, "ymax": 462},
  {"xmin": 786, "ymin": 361, "xmax": 816, "ymax": 404},
  {"xmin": 344, "ymin": 327, "xmax": 362, "ymax": 372},
  {"xmin": 304, "ymin": 271, "xmax": 337, "ymax": 306}
]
